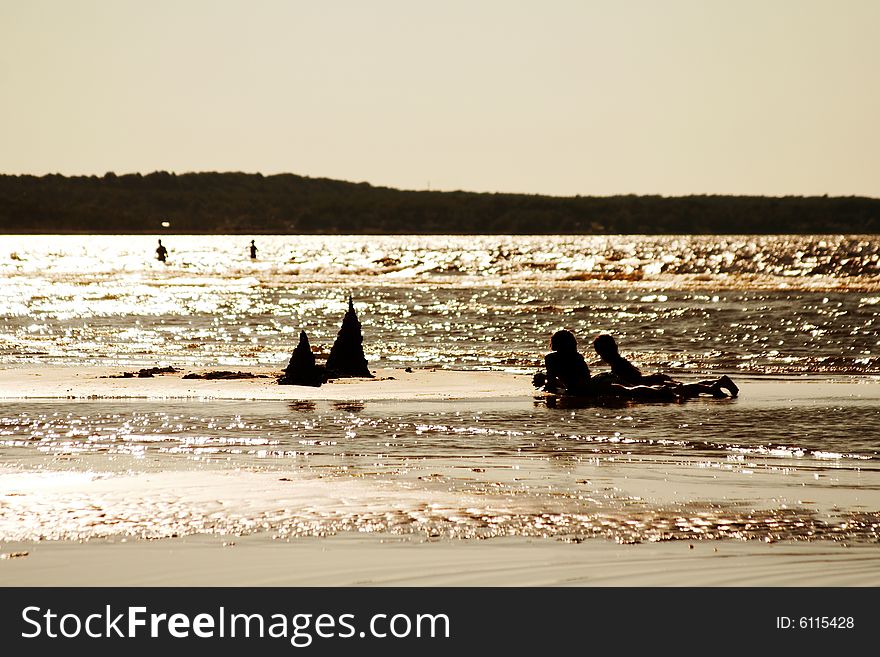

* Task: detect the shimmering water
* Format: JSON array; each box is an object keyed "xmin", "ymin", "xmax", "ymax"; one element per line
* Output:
[
  {"xmin": 1, "ymin": 234, "xmax": 879, "ymax": 544},
  {"xmin": 1, "ymin": 393, "xmax": 879, "ymax": 543},
  {"xmin": 2, "ymin": 234, "xmax": 879, "ymax": 374}
]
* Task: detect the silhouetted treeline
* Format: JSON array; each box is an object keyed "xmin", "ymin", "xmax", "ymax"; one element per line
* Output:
[{"xmin": 1, "ymin": 172, "xmax": 878, "ymax": 234}]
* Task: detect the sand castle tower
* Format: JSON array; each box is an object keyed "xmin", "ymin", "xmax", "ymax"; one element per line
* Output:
[
  {"xmin": 325, "ymin": 296, "xmax": 372, "ymax": 378},
  {"xmin": 279, "ymin": 330, "xmax": 326, "ymax": 386}
]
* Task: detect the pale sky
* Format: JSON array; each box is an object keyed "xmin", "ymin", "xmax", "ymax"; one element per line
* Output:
[{"xmin": 1, "ymin": 0, "xmax": 878, "ymax": 196}]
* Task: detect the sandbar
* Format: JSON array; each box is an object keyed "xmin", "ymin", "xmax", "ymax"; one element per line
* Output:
[
  {"xmin": 0, "ymin": 366, "xmax": 531, "ymax": 401},
  {"xmin": 0, "ymin": 365, "xmax": 877, "ymax": 405},
  {"xmin": 3, "ymin": 532, "xmax": 879, "ymax": 587}
]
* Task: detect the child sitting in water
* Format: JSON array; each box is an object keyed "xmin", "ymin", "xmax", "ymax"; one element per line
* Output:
[
  {"xmin": 592, "ymin": 333, "xmax": 738, "ymax": 398},
  {"xmin": 539, "ymin": 329, "xmax": 593, "ymax": 395}
]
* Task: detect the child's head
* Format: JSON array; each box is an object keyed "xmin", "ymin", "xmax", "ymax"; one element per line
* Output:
[
  {"xmin": 592, "ymin": 334, "xmax": 619, "ymax": 361},
  {"xmin": 550, "ymin": 329, "xmax": 578, "ymax": 352}
]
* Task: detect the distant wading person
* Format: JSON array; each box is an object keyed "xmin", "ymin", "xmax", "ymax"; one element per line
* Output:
[
  {"xmin": 249, "ymin": 240, "xmax": 258, "ymax": 259},
  {"xmin": 156, "ymin": 239, "xmax": 168, "ymax": 263}
]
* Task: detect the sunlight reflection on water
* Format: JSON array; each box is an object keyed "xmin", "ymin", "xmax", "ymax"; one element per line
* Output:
[
  {"xmin": 2, "ymin": 235, "xmax": 880, "ymax": 543},
  {"xmin": 1, "ymin": 235, "xmax": 879, "ymax": 373},
  {"xmin": 1, "ymin": 398, "xmax": 879, "ymax": 543}
]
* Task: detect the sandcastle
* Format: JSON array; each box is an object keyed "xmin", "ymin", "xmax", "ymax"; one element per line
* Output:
[{"xmin": 279, "ymin": 296, "xmax": 372, "ymax": 386}]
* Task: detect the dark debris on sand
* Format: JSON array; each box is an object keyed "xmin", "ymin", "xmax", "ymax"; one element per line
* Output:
[
  {"xmin": 103, "ymin": 367, "xmax": 270, "ymax": 380},
  {"xmin": 104, "ymin": 366, "xmax": 180, "ymax": 379},
  {"xmin": 182, "ymin": 371, "xmax": 271, "ymax": 380}
]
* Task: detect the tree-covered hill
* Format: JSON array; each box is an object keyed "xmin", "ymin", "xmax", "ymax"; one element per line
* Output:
[{"xmin": 1, "ymin": 172, "xmax": 878, "ymax": 234}]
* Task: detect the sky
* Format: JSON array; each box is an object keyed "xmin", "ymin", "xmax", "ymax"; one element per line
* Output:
[{"xmin": 1, "ymin": 0, "xmax": 878, "ymax": 197}]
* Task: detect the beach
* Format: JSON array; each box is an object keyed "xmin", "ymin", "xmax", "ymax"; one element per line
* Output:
[
  {"xmin": 0, "ymin": 366, "xmax": 532, "ymax": 402},
  {"xmin": 3, "ymin": 6, "xmax": 880, "ymax": 649},
  {"xmin": 2, "ymin": 366, "xmax": 879, "ymax": 586},
  {"xmin": 5, "ymin": 533, "xmax": 880, "ymax": 587},
  {"xmin": 1, "ymin": 235, "xmax": 879, "ymax": 588}
]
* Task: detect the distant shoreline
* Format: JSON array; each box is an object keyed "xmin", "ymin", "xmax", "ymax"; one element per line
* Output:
[{"xmin": 2, "ymin": 172, "xmax": 879, "ymax": 234}]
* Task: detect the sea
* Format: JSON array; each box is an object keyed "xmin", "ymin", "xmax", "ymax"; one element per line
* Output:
[{"xmin": 1, "ymin": 234, "xmax": 879, "ymax": 545}]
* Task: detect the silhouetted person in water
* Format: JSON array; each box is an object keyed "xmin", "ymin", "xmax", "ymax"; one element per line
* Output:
[
  {"xmin": 537, "ymin": 329, "xmax": 676, "ymax": 401},
  {"xmin": 156, "ymin": 239, "xmax": 168, "ymax": 262},
  {"xmin": 541, "ymin": 329, "xmax": 593, "ymax": 395},
  {"xmin": 249, "ymin": 240, "xmax": 258, "ymax": 259},
  {"xmin": 536, "ymin": 329, "xmax": 740, "ymax": 402},
  {"xmin": 592, "ymin": 334, "xmax": 672, "ymax": 386},
  {"xmin": 592, "ymin": 333, "xmax": 738, "ymax": 398}
]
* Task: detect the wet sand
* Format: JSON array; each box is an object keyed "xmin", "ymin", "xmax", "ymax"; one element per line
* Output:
[
  {"xmin": 0, "ymin": 366, "xmax": 532, "ymax": 401},
  {"xmin": 2, "ymin": 367, "xmax": 878, "ymax": 586},
  {"xmin": 3, "ymin": 532, "xmax": 880, "ymax": 587},
  {"xmin": 0, "ymin": 365, "xmax": 877, "ymax": 405}
]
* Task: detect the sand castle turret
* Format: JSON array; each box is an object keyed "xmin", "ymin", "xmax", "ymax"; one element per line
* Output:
[
  {"xmin": 325, "ymin": 296, "xmax": 372, "ymax": 378},
  {"xmin": 279, "ymin": 330, "xmax": 326, "ymax": 386}
]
